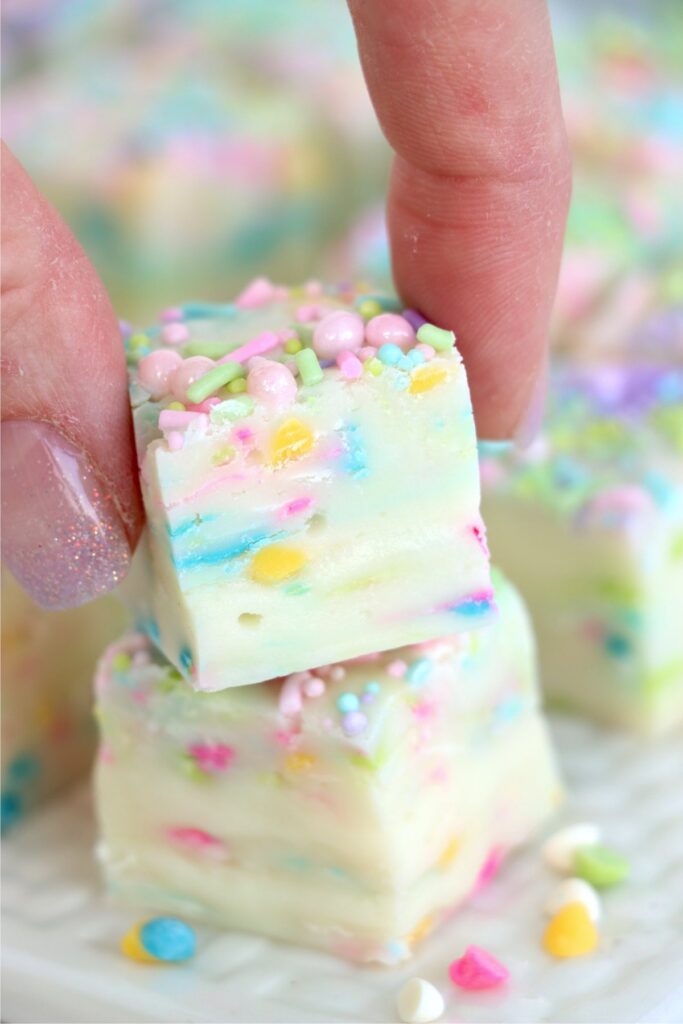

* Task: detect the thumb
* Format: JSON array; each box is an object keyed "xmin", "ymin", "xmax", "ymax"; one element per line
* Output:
[{"xmin": 1, "ymin": 143, "xmax": 143, "ymax": 609}]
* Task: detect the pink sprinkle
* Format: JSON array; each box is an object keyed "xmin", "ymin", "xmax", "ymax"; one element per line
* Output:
[
  {"xmin": 171, "ymin": 356, "xmax": 215, "ymax": 402},
  {"xmin": 160, "ymin": 306, "xmax": 184, "ymax": 323},
  {"xmin": 161, "ymin": 322, "xmax": 190, "ymax": 346},
  {"xmin": 247, "ymin": 358, "xmax": 297, "ymax": 410},
  {"xmin": 278, "ymin": 328, "xmax": 298, "ymax": 343},
  {"xmin": 233, "ymin": 426, "xmax": 253, "ymax": 445},
  {"xmin": 159, "ymin": 409, "xmax": 208, "ymax": 430},
  {"xmin": 186, "ymin": 398, "xmax": 221, "ymax": 413},
  {"xmin": 313, "ymin": 310, "xmax": 365, "ymax": 360},
  {"xmin": 277, "ymin": 496, "xmax": 314, "ymax": 520},
  {"xmin": 471, "ymin": 522, "xmax": 490, "ymax": 557},
  {"xmin": 365, "ymin": 312, "xmax": 415, "ymax": 351},
  {"xmin": 137, "ymin": 349, "xmax": 183, "ymax": 400},
  {"xmin": 235, "ymin": 276, "xmax": 276, "ymax": 309},
  {"xmin": 167, "ymin": 827, "xmax": 228, "ymax": 861},
  {"xmin": 189, "ymin": 742, "xmax": 236, "ymax": 773},
  {"xmin": 359, "ymin": 345, "xmax": 377, "ymax": 361},
  {"xmin": 279, "ymin": 672, "xmax": 311, "ymax": 716},
  {"xmin": 329, "ymin": 665, "xmax": 346, "ymax": 682},
  {"xmin": 475, "ymin": 847, "xmax": 504, "ymax": 891},
  {"xmin": 303, "ymin": 676, "xmax": 326, "ymax": 698},
  {"xmin": 296, "ymin": 304, "xmax": 324, "ymax": 323},
  {"xmin": 387, "ymin": 659, "xmax": 407, "ymax": 678},
  {"xmin": 167, "ymin": 431, "xmax": 184, "ymax": 451},
  {"xmin": 337, "ymin": 350, "xmax": 363, "ymax": 380},
  {"xmin": 220, "ymin": 330, "xmax": 280, "ymax": 365},
  {"xmin": 304, "ymin": 279, "xmax": 324, "ymax": 297},
  {"xmin": 415, "ymin": 343, "xmax": 435, "ymax": 361},
  {"xmin": 449, "ymin": 946, "xmax": 509, "ymax": 990}
]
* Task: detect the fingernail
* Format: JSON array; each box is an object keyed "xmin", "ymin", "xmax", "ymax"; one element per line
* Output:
[
  {"xmin": 514, "ymin": 361, "xmax": 548, "ymax": 449},
  {"xmin": 1, "ymin": 420, "xmax": 130, "ymax": 609}
]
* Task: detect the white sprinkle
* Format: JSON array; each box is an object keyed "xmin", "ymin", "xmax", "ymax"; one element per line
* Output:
[
  {"xmin": 544, "ymin": 878, "xmax": 602, "ymax": 922},
  {"xmin": 396, "ymin": 978, "xmax": 444, "ymax": 1024},
  {"xmin": 543, "ymin": 823, "xmax": 602, "ymax": 873}
]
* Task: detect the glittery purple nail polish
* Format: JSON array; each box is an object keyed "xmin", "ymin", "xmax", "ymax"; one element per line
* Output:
[{"xmin": 1, "ymin": 420, "xmax": 130, "ymax": 609}]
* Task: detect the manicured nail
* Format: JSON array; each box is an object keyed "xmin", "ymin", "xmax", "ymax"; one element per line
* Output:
[
  {"xmin": 514, "ymin": 361, "xmax": 548, "ymax": 449},
  {"xmin": 1, "ymin": 420, "xmax": 130, "ymax": 609}
]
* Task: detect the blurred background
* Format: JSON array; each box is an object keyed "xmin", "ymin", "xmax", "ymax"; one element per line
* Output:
[{"xmin": 1, "ymin": 0, "xmax": 682, "ymax": 829}]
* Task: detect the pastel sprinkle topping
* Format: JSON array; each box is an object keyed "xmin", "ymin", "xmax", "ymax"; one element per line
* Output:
[
  {"xmin": 271, "ymin": 418, "xmax": 314, "ymax": 464},
  {"xmin": 416, "ymin": 323, "xmax": 456, "ymax": 351},
  {"xmin": 396, "ymin": 978, "xmax": 445, "ymax": 1024},
  {"xmin": 249, "ymin": 545, "xmax": 307, "ymax": 585},
  {"xmin": 573, "ymin": 844, "xmax": 630, "ymax": 889},
  {"xmin": 122, "ymin": 917, "xmax": 196, "ymax": 964},
  {"xmin": 543, "ymin": 902, "xmax": 598, "ymax": 958},
  {"xmin": 295, "ymin": 347, "xmax": 324, "ymax": 386},
  {"xmin": 448, "ymin": 946, "xmax": 509, "ymax": 990},
  {"xmin": 186, "ymin": 361, "xmax": 243, "ymax": 404}
]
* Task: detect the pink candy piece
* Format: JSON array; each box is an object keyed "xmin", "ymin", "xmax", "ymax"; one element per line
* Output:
[
  {"xmin": 277, "ymin": 496, "xmax": 315, "ymax": 521},
  {"xmin": 387, "ymin": 659, "xmax": 407, "ymax": 678},
  {"xmin": 171, "ymin": 356, "xmax": 215, "ymax": 402},
  {"xmin": 296, "ymin": 304, "xmax": 324, "ymax": 323},
  {"xmin": 359, "ymin": 345, "xmax": 377, "ymax": 362},
  {"xmin": 189, "ymin": 742, "xmax": 235, "ymax": 773},
  {"xmin": 160, "ymin": 306, "xmax": 184, "ymax": 324},
  {"xmin": 313, "ymin": 310, "xmax": 365, "ymax": 360},
  {"xmin": 303, "ymin": 676, "xmax": 326, "ymax": 698},
  {"xmin": 220, "ymin": 330, "xmax": 280, "ymax": 365},
  {"xmin": 337, "ymin": 350, "xmax": 363, "ymax": 380},
  {"xmin": 161, "ymin": 322, "xmax": 190, "ymax": 346},
  {"xmin": 166, "ymin": 827, "xmax": 229, "ymax": 861},
  {"xmin": 137, "ymin": 349, "xmax": 184, "ymax": 400},
  {"xmin": 449, "ymin": 946, "xmax": 509, "ymax": 990},
  {"xmin": 279, "ymin": 671, "xmax": 311, "ymax": 716},
  {"xmin": 415, "ymin": 343, "xmax": 436, "ymax": 361},
  {"xmin": 365, "ymin": 312, "xmax": 416, "ymax": 351},
  {"xmin": 158, "ymin": 409, "xmax": 208, "ymax": 431},
  {"xmin": 235, "ymin": 276, "xmax": 277, "ymax": 309},
  {"xmin": 247, "ymin": 357, "xmax": 297, "ymax": 411},
  {"xmin": 167, "ymin": 431, "xmax": 184, "ymax": 451}
]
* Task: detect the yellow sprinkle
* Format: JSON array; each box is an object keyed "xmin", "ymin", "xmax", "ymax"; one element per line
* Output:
[
  {"xmin": 284, "ymin": 337, "xmax": 303, "ymax": 354},
  {"xmin": 406, "ymin": 914, "xmax": 435, "ymax": 948},
  {"xmin": 365, "ymin": 357, "xmax": 383, "ymax": 376},
  {"xmin": 121, "ymin": 925, "xmax": 158, "ymax": 964},
  {"xmin": 409, "ymin": 365, "xmax": 449, "ymax": 394},
  {"xmin": 284, "ymin": 752, "xmax": 316, "ymax": 774},
  {"xmin": 437, "ymin": 837, "xmax": 460, "ymax": 869},
  {"xmin": 250, "ymin": 544, "xmax": 307, "ymax": 585},
  {"xmin": 227, "ymin": 377, "xmax": 247, "ymax": 393},
  {"xmin": 271, "ymin": 418, "xmax": 314, "ymax": 465},
  {"xmin": 166, "ymin": 401, "xmax": 186, "ymax": 411},
  {"xmin": 357, "ymin": 299, "xmax": 383, "ymax": 320},
  {"xmin": 543, "ymin": 902, "xmax": 598, "ymax": 959}
]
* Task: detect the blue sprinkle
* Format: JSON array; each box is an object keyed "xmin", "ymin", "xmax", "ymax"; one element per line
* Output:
[
  {"xmin": 140, "ymin": 918, "xmax": 196, "ymax": 962},
  {"xmin": 406, "ymin": 658, "xmax": 433, "ymax": 688},
  {"xmin": 478, "ymin": 440, "xmax": 513, "ymax": 456},
  {"xmin": 392, "ymin": 374, "xmax": 410, "ymax": 391},
  {"xmin": 337, "ymin": 692, "xmax": 360, "ymax": 713},
  {"xmin": 377, "ymin": 343, "xmax": 403, "ymax": 366},
  {"xmin": 174, "ymin": 528, "xmax": 283, "ymax": 572},
  {"xmin": 643, "ymin": 473, "xmax": 674, "ymax": 508},
  {"xmin": 365, "ymin": 681, "xmax": 381, "ymax": 695},
  {"xmin": 451, "ymin": 596, "xmax": 493, "ymax": 617},
  {"xmin": 604, "ymin": 633, "xmax": 632, "ymax": 659},
  {"xmin": 8, "ymin": 753, "xmax": 40, "ymax": 785},
  {"xmin": 1, "ymin": 792, "xmax": 23, "ymax": 833},
  {"xmin": 406, "ymin": 349, "xmax": 425, "ymax": 368},
  {"xmin": 496, "ymin": 696, "xmax": 524, "ymax": 722},
  {"xmin": 180, "ymin": 302, "xmax": 236, "ymax": 320},
  {"xmin": 142, "ymin": 617, "xmax": 160, "ymax": 643},
  {"xmin": 387, "ymin": 939, "xmax": 409, "ymax": 961},
  {"xmin": 168, "ymin": 514, "xmax": 216, "ymax": 539},
  {"xmin": 179, "ymin": 646, "xmax": 194, "ymax": 672},
  {"xmin": 340, "ymin": 423, "xmax": 369, "ymax": 479}
]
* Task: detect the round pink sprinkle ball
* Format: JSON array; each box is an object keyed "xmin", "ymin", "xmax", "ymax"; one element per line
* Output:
[
  {"xmin": 171, "ymin": 356, "xmax": 215, "ymax": 402},
  {"xmin": 137, "ymin": 349, "xmax": 183, "ymax": 400},
  {"xmin": 313, "ymin": 310, "xmax": 365, "ymax": 360},
  {"xmin": 247, "ymin": 358, "xmax": 297, "ymax": 411},
  {"xmin": 161, "ymin": 322, "xmax": 190, "ymax": 346},
  {"xmin": 365, "ymin": 313, "xmax": 415, "ymax": 351}
]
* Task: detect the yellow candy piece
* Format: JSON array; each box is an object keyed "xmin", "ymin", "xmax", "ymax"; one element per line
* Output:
[
  {"xmin": 121, "ymin": 924, "xmax": 158, "ymax": 964},
  {"xmin": 250, "ymin": 545, "xmax": 307, "ymax": 585},
  {"xmin": 543, "ymin": 901, "xmax": 598, "ymax": 958},
  {"xmin": 409, "ymin": 365, "xmax": 450, "ymax": 394},
  {"xmin": 357, "ymin": 299, "xmax": 383, "ymax": 320},
  {"xmin": 284, "ymin": 752, "xmax": 316, "ymax": 774},
  {"xmin": 406, "ymin": 913, "xmax": 435, "ymax": 948},
  {"xmin": 166, "ymin": 401, "xmax": 186, "ymax": 411},
  {"xmin": 271, "ymin": 418, "xmax": 314, "ymax": 465},
  {"xmin": 284, "ymin": 337, "xmax": 303, "ymax": 354},
  {"xmin": 437, "ymin": 836, "xmax": 460, "ymax": 869}
]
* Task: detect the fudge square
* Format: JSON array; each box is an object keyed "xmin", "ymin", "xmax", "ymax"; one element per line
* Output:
[
  {"xmin": 95, "ymin": 570, "xmax": 560, "ymax": 964},
  {"xmin": 125, "ymin": 280, "xmax": 494, "ymax": 690},
  {"xmin": 480, "ymin": 363, "xmax": 683, "ymax": 735}
]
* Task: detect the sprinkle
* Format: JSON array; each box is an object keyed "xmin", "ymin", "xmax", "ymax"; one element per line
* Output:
[
  {"xmin": 295, "ymin": 347, "xmax": 324, "ymax": 386},
  {"xmin": 450, "ymin": 592, "xmax": 493, "ymax": 617},
  {"xmin": 329, "ymin": 665, "xmax": 346, "ymax": 682},
  {"xmin": 342, "ymin": 710, "xmax": 368, "ymax": 736},
  {"xmin": 406, "ymin": 658, "xmax": 433, "ymax": 687},
  {"xmin": 396, "ymin": 978, "xmax": 445, "ymax": 1024},
  {"xmin": 179, "ymin": 646, "xmax": 193, "ymax": 673},
  {"xmin": 160, "ymin": 306, "xmax": 183, "ymax": 323},
  {"xmin": 356, "ymin": 298, "xmax": 383, "ymax": 319},
  {"xmin": 166, "ymin": 827, "xmax": 229, "ymax": 861},
  {"xmin": 140, "ymin": 918, "xmax": 196, "ymax": 963},
  {"xmin": 543, "ymin": 823, "xmax": 602, "ymax": 873},
  {"xmin": 544, "ymin": 878, "xmax": 602, "ymax": 922},
  {"xmin": 188, "ymin": 742, "xmax": 235, "ymax": 774},
  {"xmin": 366, "ymin": 313, "xmax": 416, "ymax": 351},
  {"xmin": 387, "ymin": 659, "xmax": 407, "ymax": 678},
  {"xmin": 284, "ymin": 337, "xmax": 303, "ymax": 354},
  {"xmin": 181, "ymin": 302, "xmax": 236, "ymax": 319},
  {"xmin": 416, "ymin": 323, "xmax": 456, "ymax": 351},
  {"xmin": 284, "ymin": 752, "xmax": 316, "ymax": 774},
  {"xmin": 182, "ymin": 339, "xmax": 238, "ymax": 360},
  {"xmin": 128, "ymin": 332, "xmax": 150, "ymax": 351},
  {"xmin": 137, "ymin": 349, "xmax": 183, "ymax": 400},
  {"xmin": 448, "ymin": 946, "xmax": 509, "ymax": 990},
  {"xmin": 573, "ymin": 844, "xmax": 630, "ymax": 889},
  {"xmin": 165, "ymin": 401, "xmax": 185, "ymax": 411},
  {"xmin": 337, "ymin": 350, "xmax": 363, "ymax": 380},
  {"xmin": 313, "ymin": 310, "xmax": 365, "ymax": 359},
  {"xmin": 365, "ymin": 680, "xmax": 381, "ymax": 694},
  {"xmin": 226, "ymin": 377, "xmax": 247, "ymax": 394},
  {"xmin": 271, "ymin": 418, "xmax": 314, "ymax": 464},
  {"xmin": 279, "ymin": 672, "xmax": 311, "ymax": 716},
  {"xmin": 409, "ymin": 365, "xmax": 449, "ymax": 394},
  {"xmin": 161, "ymin": 323, "xmax": 189, "ymax": 346},
  {"xmin": 377, "ymin": 343, "xmax": 403, "ymax": 366},
  {"xmin": 296, "ymin": 304, "xmax": 324, "ymax": 322},
  {"xmin": 402, "ymin": 308, "xmax": 428, "ymax": 331},
  {"xmin": 158, "ymin": 410, "xmax": 208, "ymax": 431},
  {"xmin": 365, "ymin": 357, "xmax": 383, "ymax": 376},
  {"xmin": 210, "ymin": 397, "xmax": 254, "ymax": 423},
  {"xmin": 171, "ymin": 356, "xmax": 216, "ymax": 402},
  {"xmin": 303, "ymin": 676, "xmax": 325, "ymax": 698},
  {"xmin": 220, "ymin": 330, "xmax": 280, "ymax": 365},
  {"xmin": 186, "ymin": 362, "xmax": 243, "ymax": 404},
  {"xmin": 337, "ymin": 692, "xmax": 360, "ymax": 713},
  {"xmin": 543, "ymin": 903, "xmax": 598, "ymax": 958},
  {"xmin": 111, "ymin": 652, "xmax": 132, "ymax": 673},
  {"xmin": 249, "ymin": 545, "xmax": 307, "ymax": 585},
  {"xmin": 437, "ymin": 837, "xmax": 460, "ymax": 868},
  {"xmin": 415, "ymin": 343, "xmax": 435, "ymax": 361},
  {"xmin": 234, "ymin": 276, "xmax": 277, "ymax": 309}
]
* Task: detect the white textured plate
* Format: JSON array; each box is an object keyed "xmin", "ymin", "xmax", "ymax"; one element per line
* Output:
[{"xmin": 2, "ymin": 714, "xmax": 683, "ymax": 1024}]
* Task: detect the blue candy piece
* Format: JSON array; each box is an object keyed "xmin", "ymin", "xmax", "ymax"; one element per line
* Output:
[
  {"xmin": 139, "ymin": 917, "xmax": 196, "ymax": 963},
  {"xmin": 377, "ymin": 343, "xmax": 403, "ymax": 366},
  {"xmin": 1, "ymin": 791, "xmax": 23, "ymax": 833},
  {"xmin": 336, "ymin": 692, "xmax": 360, "ymax": 713},
  {"xmin": 405, "ymin": 657, "xmax": 433, "ymax": 688}
]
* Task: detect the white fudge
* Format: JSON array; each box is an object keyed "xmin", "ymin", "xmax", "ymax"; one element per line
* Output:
[
  {"xmin": 95, "ymin": 571, "xmax": 561, "ymax": 964},
  {"xmin": 480, "ymin": 364, "xmax": 683, "ymax": 734},
  {"xmin": 1, "ymin": 569, "xmax": 126, "ymax": 831},
  {"xmin": 124, "ymin": 282, "xmax": 494, "ymax": 691}
]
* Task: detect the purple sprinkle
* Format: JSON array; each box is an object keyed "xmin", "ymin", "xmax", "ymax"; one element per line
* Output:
[
  {"xmin": 360, "ymin": 691, "xmax": 376, "ymax": 705},
  {"xmin": 342, "ymin": 711, "xmax": 368, "ymax": 736},
  {"xmin": 119, "ymin": 319, "xmax": 132, "ymax": 339},
  {"xmin": 402, "ymin": 308, "xmax": 427, "ymax": 331}
]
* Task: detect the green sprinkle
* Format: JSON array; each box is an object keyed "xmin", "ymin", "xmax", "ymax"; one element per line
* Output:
[
  {"xmin": 128, "ymin": 332, "xmax": 150, "ymax": 351},
  {"xmin": 366, "ymin": 357, "xmax": 383, "ymax": 376},
  {"xmin": 182, "ymin": 339, "xmax": 239, "ymax": 360},
  {"xmin": 226, "ymin": 377, "xmax": 247, "ymax": 394},
  {"xmin": 296, "ymin": 348, "xmax": 324, "ymax": 386},
  {"xmin": 111, "ymin": 653, "xmax": 131, "ymax": 673},
  {"xmin": 416, "ymin": 323, "xmax": 456, "ymax": 351},
  {"xmin": 284, "ymin": 337, "xmax": 303, "ymax": 354},
  {"xmin": 574, "ymin": 844, "xmax": 630, "ymax": 889},
  {"xmin": 357, "ymin": 294, "xmax": 402, "ymax": 312},
  {"xmin": 210, "ymin": 396, "xmax": 255, "ymax": 423},
  {"xmin": 186, "ymin": 362, "xmax": 243, "ymax": 404},
  {"xmin": 356, "ymin": 298, "xmax": 383, "ymax": 319}
]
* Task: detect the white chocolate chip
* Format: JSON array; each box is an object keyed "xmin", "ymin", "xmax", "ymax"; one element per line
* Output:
[
  {"xmin": 396, "ymin": 978, "xmax": 445, "ymax": 1024},
  {"xmin": 542, "ymin": 823, "xmax": 601, "ymax": 873},
  {"xmin": 544, "ymin": 877, "xmax": 602, "ymax": 922}
]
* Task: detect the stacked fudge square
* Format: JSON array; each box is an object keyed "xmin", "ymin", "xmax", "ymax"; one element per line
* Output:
[{"xmin": 95, "ymin": 280, "xmax": 561, "ymax": 964}]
